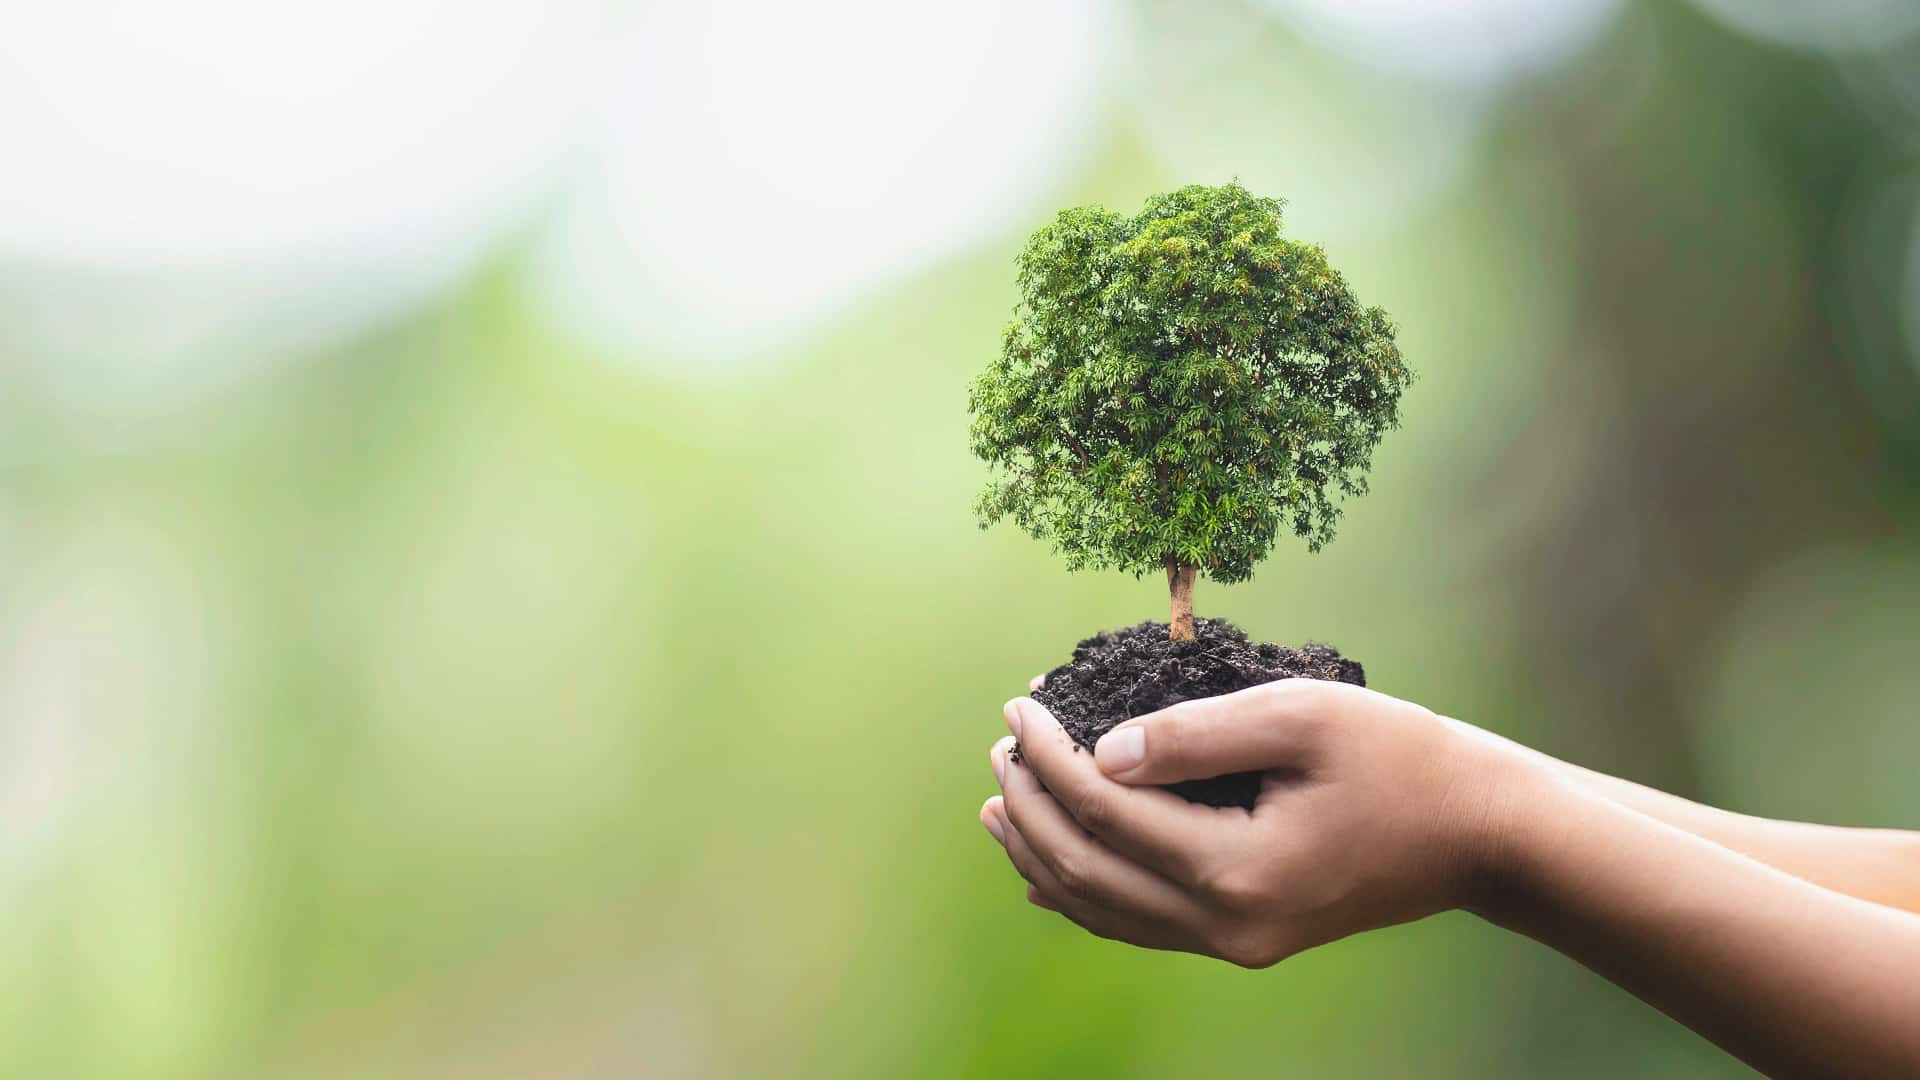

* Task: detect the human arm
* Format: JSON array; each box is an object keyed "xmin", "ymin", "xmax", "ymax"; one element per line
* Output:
[
  {"xmin": 1020, "ymin": 673, "xmax": 1920, "ymax": 916},
  {"xmin": 981, "ymin": 683, "xmax": 1920, "ymax": 1079},
  {"xmin": 1533, "ymin": 751, "xmax": 1920, "ymax": 914}
]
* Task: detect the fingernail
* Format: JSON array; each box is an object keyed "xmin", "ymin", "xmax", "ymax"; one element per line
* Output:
[
  {"xmin": 991, "ymin": 738, "xmax": 1009, "ymax": 784},
  {"xmin": 983, "ymin": 803, "xmax": 1006, "ymax": 843},
  {"xmin": 1003, "ymin": 699, "xmax": 1023, "ymax": 738},
  {"xmin": 1096, "ymin": 726, "xmax": 1146, "ymax": 774}
]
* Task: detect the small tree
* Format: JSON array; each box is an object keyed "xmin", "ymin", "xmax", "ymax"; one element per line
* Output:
[{"xmin": 969, "ymin": 182, "xmax": 1411, "ymax": 641}]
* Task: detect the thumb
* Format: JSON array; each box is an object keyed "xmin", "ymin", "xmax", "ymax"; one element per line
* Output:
[{"xmin": 1093, "ymin": 680, "xmax": 1333, "ymax": 785}]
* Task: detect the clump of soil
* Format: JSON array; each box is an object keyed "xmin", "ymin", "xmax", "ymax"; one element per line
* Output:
[{"xmin": 1023, "ymin": 618, "xmax": 1365, "ymax": 810}]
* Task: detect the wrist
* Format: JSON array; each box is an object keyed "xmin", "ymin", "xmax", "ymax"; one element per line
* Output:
[{"xmin": 1438, "ymin": 717, "xmax": 1568, "ymax": 924}]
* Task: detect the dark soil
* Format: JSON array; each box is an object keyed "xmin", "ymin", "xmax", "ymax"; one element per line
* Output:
[{"xmin": 1023, "ymin": 618, "xmax": 1365, "ymax": 811}]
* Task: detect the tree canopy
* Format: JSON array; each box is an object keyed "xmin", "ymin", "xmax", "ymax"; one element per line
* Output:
[{"xmin": 969, "ymin": 182, "xmax": 1411, "ymax": 588}]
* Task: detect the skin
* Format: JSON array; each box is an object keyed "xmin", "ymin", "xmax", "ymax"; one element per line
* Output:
[{"xmin": 980, "ymin": 679, "xmax": 1920, "ymax": 1079}]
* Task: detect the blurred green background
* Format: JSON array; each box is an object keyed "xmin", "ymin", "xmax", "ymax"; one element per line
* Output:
[{"xmin": 4, "ymin": 1, "xmax": 1919, "ymax": 1076}]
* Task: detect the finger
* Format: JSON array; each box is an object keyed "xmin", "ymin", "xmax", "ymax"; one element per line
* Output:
[
  {"xmin": 1005, "ymin": 697, "xmax": 1224, "ymax": 882},
  {"xmin": 1093, "ymin": 679, "xmax": 1356, "ymax": 786},
  {"xmin": 1029, "ymin": 673, "xmax": 1045, "ymax": 692},
  {"xmin": 984, "ymin": 793, "xmax": 1091, "ymax": 907},
  {"xmin": 993, "ymin": 797, "xmax": 1071, "ymax": 898},
  {"xmin": 997, "ymin": 735, "xmax": 1213, "ymax": 919},
  {"xmin": 989, "ymin": 734, "xmax": 1014, "ymax": 787},
  {"xmin": 981, "ymin": 795, "xmax": 1009, "ymax": 845},
  {"xmin": 989, "ymin": 797, "xmax": 1200, "ymax": 953}
]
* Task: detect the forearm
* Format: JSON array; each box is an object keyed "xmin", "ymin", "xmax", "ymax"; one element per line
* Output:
[
  {"xmin": 1477, "ymin": 763, "xmax": 1920, "ymax": 1080},
  {"xmin": 1449, "ymin": 719, "xmax": 1920, "ymax": 914},
  {"xmin": 1552, "ymin": 759, "xmax": 1920, "ymax": 914}
]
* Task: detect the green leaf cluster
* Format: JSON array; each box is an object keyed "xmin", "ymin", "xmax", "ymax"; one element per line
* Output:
[{"xmin": 969, "ymin": 182, "xmax": 1411, "ymax": 584}]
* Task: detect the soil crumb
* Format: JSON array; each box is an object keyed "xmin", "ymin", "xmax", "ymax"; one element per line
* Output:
[{"xmin": 1022, "ymin": 618, "xmax": 1364, "ymax": 810}]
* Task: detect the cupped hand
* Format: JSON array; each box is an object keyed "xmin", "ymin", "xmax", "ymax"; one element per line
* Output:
[{"xmin": 980, "ymin": 679, "xmax": 1523, "ymax": 967}]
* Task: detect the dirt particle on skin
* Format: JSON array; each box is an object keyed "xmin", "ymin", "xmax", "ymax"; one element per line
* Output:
[{"xmin": 1016, "ymin": 618, "xmax": 1365, "ymax": 810}]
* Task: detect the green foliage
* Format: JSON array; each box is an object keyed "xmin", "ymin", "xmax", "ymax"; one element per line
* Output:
[{"xmin": 969, "ymin": 182, "xmax": 1412, "ymax": 585}]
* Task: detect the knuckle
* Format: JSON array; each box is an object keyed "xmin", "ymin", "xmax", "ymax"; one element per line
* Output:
[
  {"xmin": 1196, "ymin": 864, "xmax": 1256, "ymax": 911},
  {"xmin": 1212, "ymin": 926, "xmax": 1289, "ymax": 970},
  {"xmin": 1145, "ymin": 710, "xmax": 1193, "ymax": 770},
  {"xmin": 1073, "ymin": 790, "xmax": 1114, "ymax": 834},
  {"xmin": 1264, "ymin": 677, "xmax": 1332, "ymax": 713},
  {"xmin": 1249, "ymin": 678, "xmax": 1302, "ymax": 708},
  {"xmin": 1049, "ymin": 852, "xmax": 1095, "ymax": 900},
  {"xmin": 1221, "ymin": 930, "xmax": 1282, "ymax": 960},
  {"xmin": 1002, "ymin": 788, "xmax": 1041, "ymax": 833}
]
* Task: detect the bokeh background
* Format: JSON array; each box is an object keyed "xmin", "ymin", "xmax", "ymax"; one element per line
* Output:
[{"xmin": 4, "ymin": 1, "xmax": 1919, "ymax": 1076}]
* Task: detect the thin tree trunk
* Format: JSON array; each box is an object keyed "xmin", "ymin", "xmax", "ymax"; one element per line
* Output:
[{"xmin": 1165, "ymin": 557, "xmax": 1197, "ymax": 641}]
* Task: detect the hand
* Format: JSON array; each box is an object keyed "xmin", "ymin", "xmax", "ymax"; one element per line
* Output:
[
  {"xmin": 980, "ymin": 679, "xmax": 1522, "ymax": 967},
  {"xmin": 984, "ymin": 678, "xmax": 1920, "ymax": 1076}
]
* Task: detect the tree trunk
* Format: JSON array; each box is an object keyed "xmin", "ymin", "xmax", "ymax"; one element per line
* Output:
[{"xmin": 1165, "ymin": 557, "xmax": 1198, "ymax": 641}]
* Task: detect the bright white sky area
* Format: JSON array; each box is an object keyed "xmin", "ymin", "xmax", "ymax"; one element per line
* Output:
[
  {"xmin": 1262, "ymin": 0, "xmax": 1623, "ymax": 86},
  {"xmin": 527, "ymin": 0, "xmax": 1116, "ymax": 362},
  {"xmin": 0, "ymin": 0, "xmax": 1914, "ymax": 400}
]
